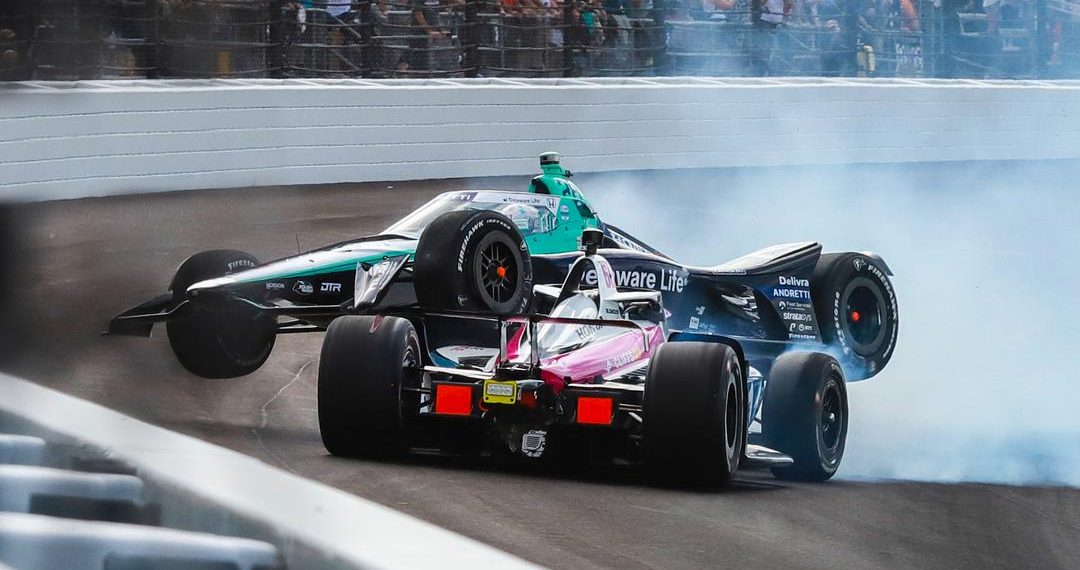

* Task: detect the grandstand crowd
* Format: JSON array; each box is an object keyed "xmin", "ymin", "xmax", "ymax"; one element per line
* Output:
[{"xmin": 0, "ymin": 0, "xmax": 1077, "ymax": 80}]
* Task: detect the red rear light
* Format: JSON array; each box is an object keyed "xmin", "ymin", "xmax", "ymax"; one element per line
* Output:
[
  {"xmin": 434, "ymin": 384, "xmax": 473, "ymax": 416},
  {"xmin": 576, "ymin": 396, "xmax": 613, "ymax": 425}
]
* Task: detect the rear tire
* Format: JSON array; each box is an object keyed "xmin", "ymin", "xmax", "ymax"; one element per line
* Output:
[
  {"xmin": 812, "ymin": 252, "xmax": 898, "ymax": 380},
  {"xmin": 166, "ymin": 249, "xmax": 276, "ymax": 379},
  {"xmin": 763, "ymin": 352, "xmax": 847, "ymax": 482},
  {"xmin": 318, "ymin": 316, "xmax": 420, "ymax": 458},
  {"xmin": 413, "ymin": 210, "xmax": 533, "ymax": 315},
  {"xmin": 644, "ymin": 342, "xmax": 745, "ymax": 486}
]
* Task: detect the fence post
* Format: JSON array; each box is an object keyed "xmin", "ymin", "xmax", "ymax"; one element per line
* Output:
[
  {"xmin": 358, "ymin": 0, "xmax": 374, "ymax": 77},
  {"xmin": 845, "ymin": 0, "xmax": 858, "ymax": 76},
  {"xmin": 1035, "ymin": 0, "xmax": 1047, "ymax": 78},
  {"xmin": 562, "ymin": 0, "xmax": 572, "ymax": 77},
  {"xmin": 268, "ymin": 0, "xmax": 286, "ymax": 78},
  {"xmin": 653, "ymin": 0, "xmax": 665, "ymax": 76},
  {"xmin": 464, "ymin": 0, "xmax": 479, "ymax": 77}
]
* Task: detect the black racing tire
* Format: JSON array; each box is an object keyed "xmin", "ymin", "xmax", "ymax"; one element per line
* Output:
[
  {"xmin": 318, "ymin": 315, "xmax": 421, "ymax": 458},
  {"xmin": 763, "ymin": 352, "xmax": 848, "ymax": 482},
  {"xmin": 413, "ymin": 210, "xmax": 533, "ymax": 315},
  {"xmin": 644, "ymin": 342, "xmax": 745, "ymax": 486},
  {"xmin": 811, "ymin": 252, "xmax": 898, "ymax": 380},
  {"xmin": 165, "ymin": 249, "xmax": 276, "ymax": 379}
]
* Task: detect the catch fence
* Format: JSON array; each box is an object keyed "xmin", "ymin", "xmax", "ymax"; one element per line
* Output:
[{"xmin": 0, "ymin": 0, "xmax": 1076, "ymax": 80}]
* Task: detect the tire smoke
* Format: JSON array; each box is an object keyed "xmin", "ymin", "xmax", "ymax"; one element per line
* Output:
[{"xmin": 581, "ymin": 160, "xmax": 1080, "ymax": 487}]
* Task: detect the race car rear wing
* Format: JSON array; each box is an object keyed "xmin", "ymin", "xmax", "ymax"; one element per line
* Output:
[{"xmin": 386, "ymin": 307, "xmax": 651, "ymax": 370}]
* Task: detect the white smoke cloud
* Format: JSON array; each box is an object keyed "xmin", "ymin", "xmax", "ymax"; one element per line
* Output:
[{"xmin": 581, "ymin": 161, "xmax": 1080, "ymax": 486}]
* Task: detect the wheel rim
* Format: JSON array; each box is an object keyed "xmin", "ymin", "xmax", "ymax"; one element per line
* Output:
[
  {"xmin": 840, "ymin": 277, "xmax": 887, "ymax": 357},
  {"xmin": 820, "ymin": 380, "xmax": 843, "ymax": 453},
  {"xmin": 472, "ymin": 234, "xmax": 519, "ymax": 309}
]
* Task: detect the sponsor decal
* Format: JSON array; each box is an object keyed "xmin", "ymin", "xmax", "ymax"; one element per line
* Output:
[
  {"xmin": 265, "ymin": 282, "xmax": 285, "ymax": 291},
  {"xmin": 771, "ymin": 275, "xmax": 812, "ymax": 301},
  {"xmin": 560, "ymin": 204, "xmax": 570, "ymax": 213},
  {"xmin": 583, "ymin": 268, "xmax": 686, "ymax": 292},
  {"xmin": 456, "ymin": 220, "xmax": 483, "ymax": 272},
  {"xmin": 695, "ymin": 305, "xmax": 706, "ymax": 316},
  {"xmin": 689, "ymin": 316, "xmax": 700, "ymax": 330},
  {"xmin": 604, "ymin": 307, "xmax": 620, "ymax": 316},
  {"xmin": 853, "ymin": 258, "xmax": 866, "ymax": 271},
  {"xmin": 471, "ymin": 192, "xmax": 556, "ymax": 209},
  {"xmin": 606, "ymin": 231, "xmax": 652, "ymax": 254},
  {"xmin": 600, "ymin": 262, "xmax": 617, "ymax": 289},
  {"xmin": 605, "ymin": 349, "xmax": 639, "ymax": 373},
  {"xmin": 783, "ymin": 312, "xmax": 813, "ymax": 322},
  {"xmin": 772, "ymin": 287, "xmax": 812, "ymax": 300},
  {"xmin": 320, "ymin": 282, "xmax": 342, "ymax": 293},
  {"xmin": 576, "ymin": 323, "xmax": 602, "ymax": 340},
  {"xmin": 789, "ymin": 333, "xmax": 817, "ymax": 341},
  {"xmin": 293, "ymin": 281, "xmax": 314, "ymax": 295},
  {"xmin": 226, "ymin": 259, "xmax": 256, "ymax": 272}
]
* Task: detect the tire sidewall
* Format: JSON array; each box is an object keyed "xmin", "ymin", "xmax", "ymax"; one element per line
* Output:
[
  {"xmin": 815, "ymin": 253, "xmax": 898, "ymax": 379},
  {"xmin": 318, "ymin": 316, "xmax": 419, "ymax": 456},
  {"xmin": 720, "ymin": 349, "xmax": 745, "ymax": 476},
  {"xmin": 814, "ymin": 360, "xmax": 847, "ymax": 475},
  {"xmin": 763, "ymin": 352, "xmax": 849, "ymax": 482},
  {"xmin": 644, "ymin": 342, "xmax": 745, "ymax": 485}
]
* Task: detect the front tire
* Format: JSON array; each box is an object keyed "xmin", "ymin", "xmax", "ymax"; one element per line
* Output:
[
  {"xmin": 318, "ymin": 316, "xmax": 421, "ymax": 458},
  {"xmin": 165, "ymin": 249, "xmax": 276, "ymax": 379},
  {"xmin": 413, "ymin": 210, "xmax": 533, "ymax": 315},
  {"xmin": 644, "ymin": 342, "xmax": 745, "ymax": 486},
  {"xmin": 763, "ymin": 352, "xmax": 848, "ymax": 482}
]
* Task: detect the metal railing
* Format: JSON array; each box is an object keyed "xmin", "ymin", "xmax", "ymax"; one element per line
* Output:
[{"xmin": 1, "ymin": 0, "xmax": 1078, "ymax": 80}]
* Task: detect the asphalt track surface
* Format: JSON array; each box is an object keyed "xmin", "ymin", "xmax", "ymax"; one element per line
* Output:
[{"xmin": 4, "ymin": 170, "xmax": 1080, "ymax": 570}]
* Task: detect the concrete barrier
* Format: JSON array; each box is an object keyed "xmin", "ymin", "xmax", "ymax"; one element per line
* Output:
[
  {"xmin": 0, "ymin": 373, "xmax": 540, "ymax": 570},
  {"xmin": 3, "ymin": 77, "xmax": 1080, "ymax": 201}
]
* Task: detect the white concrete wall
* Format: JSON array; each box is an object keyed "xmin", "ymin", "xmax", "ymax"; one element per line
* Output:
[{"xmin": 2, "ymin": 77, "xmax": 1080, "ymax": 201}]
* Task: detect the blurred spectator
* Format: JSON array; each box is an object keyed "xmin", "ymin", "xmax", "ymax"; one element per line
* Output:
[
  {"xmin": 539, "ymin": 0, "xmax": 565, "ymax": 70},
  {"xmin": 406, "ymin": 0, "xmax": 464, "ymax": 72},
  {"xmin": 750, "ymin": 0, "xmax": 784, "ymax": 74},
  {"xmin": 410, "ymin": 0, "xmax": 443, "ymax": 70},
  {"xmin": 820, "ymin": 18, "xmax": 849, "ymax": 73},
  {"xmin": 701, "ymin": 0, "xmax": 737, "ymax": 20}
]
